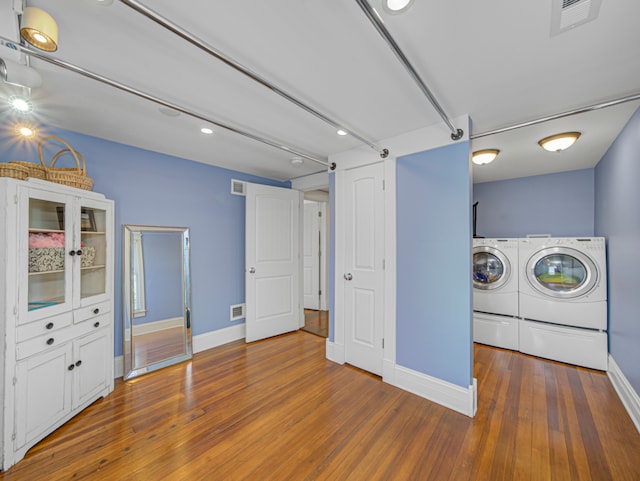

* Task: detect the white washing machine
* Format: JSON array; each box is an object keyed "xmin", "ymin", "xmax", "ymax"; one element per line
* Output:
[
  {"xmin": 518, "ymin": 237, "xmax": 608, "ymax": 370},
  {"xmin": 473, "ymin": 238, "xmax": 519, "ymax": 317},
  {"xmin": 472, "ymin": 238, "xmax": 519, "ymax": 350}
]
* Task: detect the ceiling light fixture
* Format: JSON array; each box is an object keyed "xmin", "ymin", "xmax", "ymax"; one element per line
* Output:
[
  {"xmin": 382, "ymin": 0, "xmax": 415, "ymax": 14},
  {"xmin": 538, "ymin": 132, "xmax": 581, "ymax": 152},
  {"xmin": 200, "ymin": 127, "xmax": 213, "ymax": 134},
  {"xmin": 337, "ymin": 129, "xmax": 348, "ymax": 136},
  {"xmin": 9, "ymin": 95, "xmax": 33, "ymax": 113},
  {"xmin": 472, "ymin": 149, "xmax": 500, "ymax": 165},
  {"xmin": 20, "ymin": 7, "xmax": 59, "ymax": 52},
  {"xmin": 0, "ymin": 57, "xmax": 43, "ymax": 88},
  {"xmin": 291, "ymin": 156, "xmax": 304, "ymax": 166},
  {"xmin": 16, "ymin": 124, "xmax": 36, "ymax": 138}
]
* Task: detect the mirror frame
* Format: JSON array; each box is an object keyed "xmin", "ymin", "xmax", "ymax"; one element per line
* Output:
[{"xmin": 122, "ymin": 224, "xmax": 192, "ymax": 380}]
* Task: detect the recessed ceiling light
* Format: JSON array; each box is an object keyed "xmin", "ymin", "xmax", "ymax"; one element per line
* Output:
[
  {"xmin": 472, "ymin": 149, "xmax": 499, "ymax": 165},
  {"xmin": 200, "ymin": 127, "xmax": 213, "ymax": 135},
  {"xmin": 538, "ymin": 132, "xmax": 581, "ymax": 152},
  {"xmin": 9, "ymin": 95, "xmax": 33, "ymax": 113},
  {"xmin": 382, "ymin": 0, "xmax": 415, "ymax": 14},
  {"xmin": 337, "ymin": 129, "xmax": 348, "ymax": 136},
  {"xmin": 94, "ymin": 0, "xmax": 114, "ymax": 5},
  {"xmin": 16, "ymin": 124, "xmax": 36, "ymax": 138}
]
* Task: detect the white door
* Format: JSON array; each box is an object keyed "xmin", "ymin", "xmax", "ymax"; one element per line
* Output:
[
  {"xmin": 245, "ymin": 183, "xmax": 301, "ymax": 342},
  {"xmin": 303, "ymin": 201, "xmax": 320, "ymax": 310},
  {"xmin": 344, "ymin": 163, "xmax": 385, "ymax": 375}
]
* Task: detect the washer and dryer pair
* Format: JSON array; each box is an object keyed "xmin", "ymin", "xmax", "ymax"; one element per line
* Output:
[{"xmin": 473, "ymin": 237, "xmax": 608, "ymax": 370}]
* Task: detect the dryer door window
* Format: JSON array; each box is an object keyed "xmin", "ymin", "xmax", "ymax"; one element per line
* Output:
[
  {"xmin": 473, "ymin": 247, "xmax": 510, "ymax": 290},
  {"xmin": 527, "ymin": 247, "xmax": 598, "ymax": 299}
]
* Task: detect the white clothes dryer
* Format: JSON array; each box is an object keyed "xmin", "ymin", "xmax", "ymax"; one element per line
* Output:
[
  {"xmin": 518, "ymin": 237, "xmax": 607, "ymax": 330},
  {"xmin": 472, "ymin": 238, "xmax": 519, "ymax": 317}
]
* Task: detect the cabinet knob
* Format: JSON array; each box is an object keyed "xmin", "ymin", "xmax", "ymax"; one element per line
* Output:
[
  {"xmin": 69, "ymin": 250, "xmax": 76, "ymax": 256},
  {"xmin": 46, "ymin": 338, "xmax": 54, "ymax": 345},
  {"xmin": 76, "ymin": 249, "xmax": 83, "ymax": 256},
  {"xmin": 68, "ymin": 364, "xmax": 75, "ymax": 371},
  {"xmin": 93, "ymin": 308, "xmax": 100, "ymax": 315},
  {"xmin": 45, "ymin": 322, "xmax": 54, "ymax": 330},
  {"xmin": 94, "ymin": 321, "xmax": 100, "ymax": 328},
  {"xmin": 75, "ymin": 360, "xmax": 82, "ymax": 367}
]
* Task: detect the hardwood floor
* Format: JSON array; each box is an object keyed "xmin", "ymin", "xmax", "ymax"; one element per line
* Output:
[
  {"xmin": 301, "ymin": 309, "xmax": 328, "ymax": 338},
  {"xmin": 133, "ymin": 326, "xmax": 188, "ymax": 368},
  {"xmin": 2, "ymin": 332, "xmax": 639, "ymax": 480}
]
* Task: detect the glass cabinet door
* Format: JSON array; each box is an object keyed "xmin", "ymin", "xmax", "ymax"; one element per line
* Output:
[
  {"xmin": 77, "ymin": 200, "xmax": 109, "ymax": 305},
  {"xmin": 23, "ymin": 191, "xmax": 74, "ymax": 323}
]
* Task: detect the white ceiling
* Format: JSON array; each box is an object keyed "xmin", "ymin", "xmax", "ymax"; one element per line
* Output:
[{"xmin": 1, "ymin": 0, "xmax": 639, "ymax": 183}]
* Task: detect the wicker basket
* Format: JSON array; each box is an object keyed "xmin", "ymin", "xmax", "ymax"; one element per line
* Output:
[
  {"xmin": 0, "ymin": 162, "xmax": 30, "ymax": 180},
  {"xmin": 9, "ymin": 158, "xmax": 47, "ymax": 180},
  {"xmin": 39, "ymin": 136, "xmax": 94, "ymax": 191}
]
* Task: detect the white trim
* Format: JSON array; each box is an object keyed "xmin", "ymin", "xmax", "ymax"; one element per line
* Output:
[
  {"xmin": 608, "ymin": 354, "xmax": 640, "ymax": 434},
  {"xmin": 387, "ymin": 363, "xmax": 478, "ymax": 417},
  {"xmin": 383, "ymin": 156, "xmax": 397, "ymax": 367},
  {"xmin": 325, "ymin": 339, "xmax": 345, "ymax": 364},
  {"xmin": 132, "ymin": 317, "xmax": 183, "ymax": 336}
]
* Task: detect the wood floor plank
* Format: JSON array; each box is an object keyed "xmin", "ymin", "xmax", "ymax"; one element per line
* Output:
[{"xmin": 2, "ymin": 332, "xmax": 640, "ymax": 481}]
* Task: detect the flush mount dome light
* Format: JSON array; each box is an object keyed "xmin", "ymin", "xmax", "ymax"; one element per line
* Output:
[
  {"xmin": 337, "ymin": 129, "xmax": 348, "ymax": 136},
  {"xmin": 382, "ymin": 0, "xmax": 415, "ymax": 14},
  {"xmin": 472, "ymin": 149, "xmax": 499, "ymax": 165},
  {"xmin": 20, "ymin": 7, "xmax": 59, "ymax": 52},
  {"xmin": 538, "ymin": 132, "xmax": 581, "ymax": 152},
  {"xmin": 200, "ymin": 127, "xmax": 213, "ymax": 134},
  {"xmin": 291, "ymin": 156, "xmax": 304, "ymax": 166}
]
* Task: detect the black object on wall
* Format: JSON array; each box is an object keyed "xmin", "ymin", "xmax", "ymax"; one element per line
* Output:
[{"xmin": 473, "ymin": 201, "xmax": 483, "ymax": 238}]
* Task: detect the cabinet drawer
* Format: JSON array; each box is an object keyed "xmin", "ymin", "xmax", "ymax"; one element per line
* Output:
[
  {"xmin": 16, "ymin": 327, "xmax": 77, "ymax": 361},
  {"xmin": 74, "ymin": 301, "xmax": 111, "ymax": 324},
  {"xmin": 75, "ymin": 313, "xmax": 111, "ymax": 338},
  {"xmin": 17, "ymin": 312, "xmax": 73, "ymax": 343}
]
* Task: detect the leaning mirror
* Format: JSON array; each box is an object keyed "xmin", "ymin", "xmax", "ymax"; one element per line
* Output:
[{"xmin": 122, "ymin": 225, "xmax": 192, "ymax": 380}]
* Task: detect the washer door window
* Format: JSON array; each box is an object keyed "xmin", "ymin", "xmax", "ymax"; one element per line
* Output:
[
  {"xmin": 527, "ymin": 247, "xmax": 598, "ymax": 299},
  {"xmin": 473, "ymin": 246, "xmax": 511, "ymax": 290}
]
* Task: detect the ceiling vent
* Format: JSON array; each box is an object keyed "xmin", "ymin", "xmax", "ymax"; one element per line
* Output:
[{"xmin": 551, "ymin": 0, "xmax": 602, "ymax": 36}]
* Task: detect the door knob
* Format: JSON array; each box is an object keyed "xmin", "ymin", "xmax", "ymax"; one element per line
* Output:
[
  {"xmin": 249, "ymin": 267, "xmax": 256, "ymax": 274},
  {"xmin": 344, "ymin": 273, "xmax": 353, "ymax": 281}
]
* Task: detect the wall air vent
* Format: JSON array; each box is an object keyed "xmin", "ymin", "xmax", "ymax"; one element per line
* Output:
[
  {"xmin": 231, "ymin": 179, "xmax": 246, "ymax": 196},
  {"xmin": 230, "ymin": 303, "xmax": 245, "ymax": 321},
  {"xmin": 551, "ymin": 0, "xmax": 602, "ymax": 36}
]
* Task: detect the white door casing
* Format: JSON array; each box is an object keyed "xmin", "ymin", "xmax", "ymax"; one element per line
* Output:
[
  {"xmin": 303, "ymin": 201, "xmax": 320, "ymax": 310},
  {"xmin": 245, "ymin": 183, "xmax": 302, "ymax": 343},
  {"xmin": 343, "ymin": 162, "xmax": 385, "ymax": 375}
]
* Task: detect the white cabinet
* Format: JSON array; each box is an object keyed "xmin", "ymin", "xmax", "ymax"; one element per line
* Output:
[{"xmin": 0, "ymin": 178, "xmax": 114, "ymax": 470}]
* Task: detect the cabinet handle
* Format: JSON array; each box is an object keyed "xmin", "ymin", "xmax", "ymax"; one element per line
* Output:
[
  {"xmin": 75, "ymin": 360, "xmax": 82, "ymax": 367},
  {"xmin": 94, "ymin": 321, "xmax": 100, "ymax": 328},
  {"xmin": 68, "ymin": 364, "xmax": 75, "ymax": 371},
  {"xmin": 93, "ymin": 308, "xmax": 100, "ymax": 315},
  {"xmin": 46, "ymin": 322, "xmax": 54, "ymax": 330},
  {"xmin": 76, "ymin": 249, "xmax": 83, "ymax": 256},
  {"xmin": 69, "ymin": 250, "xmax": 76, "ymax": 256},
  {"xmin": 46, "ymin": 338, "xmax": 54, "ymax": 345}
]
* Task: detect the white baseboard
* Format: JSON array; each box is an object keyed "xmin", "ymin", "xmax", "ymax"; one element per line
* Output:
[
  {"xmin": 608, "ymin": 354, "xmax": 640, "ymax": 434},
  {"xmin": 387, "ymin": 363, "xmax": 477, "ymax": 417},
  {"xmin": 193, "ymin": 323, "xmax": 245, "ymax": 354},
  {"xmin": 325, "ymin": 339, "xmax": 345, "ymax": 364}
]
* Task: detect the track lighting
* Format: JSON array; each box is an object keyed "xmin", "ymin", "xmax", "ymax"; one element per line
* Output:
[
  {"xmin": 9, "ymin": 95, "xmax": 33, "ymax": 113},
  {"xmin": 20, "ymin": 7, "xmax": 59, "ymax": 52},
  {"xmin": 0, "ymin": 57, "xmax": 43, "ymax": 88}
]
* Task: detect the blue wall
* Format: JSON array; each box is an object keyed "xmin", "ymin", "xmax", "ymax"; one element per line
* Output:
[
  {"xmin": 594, "ymin": 107, "xmax": 640, "ymax": 394},
  {"xmin": 138, "ymin": 232, "xmax": 184, "ymax": 324},
  {"xmin": 396, "ymin": 142, "xmax": 473, "ymax": 388},
  {"xmin": 473, "ymin": 169, "xmax": 594, "ymax": 238},
  {"xmin": 0, "ymin": 126, "xmax": 288, "ymax": 357}
]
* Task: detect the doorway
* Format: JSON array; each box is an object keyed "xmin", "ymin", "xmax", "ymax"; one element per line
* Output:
[{"xmin": 301, "ymin": 190, "xmax": 329, "ymax": 338}]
